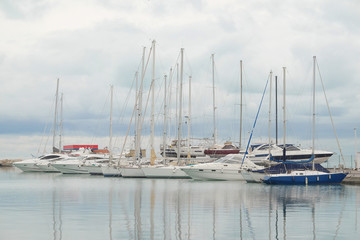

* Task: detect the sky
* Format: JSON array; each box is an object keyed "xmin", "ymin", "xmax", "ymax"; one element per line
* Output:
[{"xmin": 1, "ymin": 0, "xmax": 360, "ymax": 162}]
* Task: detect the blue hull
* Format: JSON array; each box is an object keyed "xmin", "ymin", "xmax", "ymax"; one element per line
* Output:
[{"xmin": 263, "ymin": 172, "xmax": 348, "ymax": 185}]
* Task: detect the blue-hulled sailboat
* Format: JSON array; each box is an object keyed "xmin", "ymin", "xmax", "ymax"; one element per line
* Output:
[{"xmin": 262, "ymin": 56, "xmax": 348, "ymax": 185}]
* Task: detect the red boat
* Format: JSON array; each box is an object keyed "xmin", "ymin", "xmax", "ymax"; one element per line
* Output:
[{"xmin": 204, "ymin": 141, "xmax": 240, "ymax": 158}]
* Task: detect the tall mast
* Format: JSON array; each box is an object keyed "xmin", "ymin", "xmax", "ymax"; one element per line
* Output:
[
  {"xmin": 59, "ymin": 93, "xmax": 63, "ymax": 153},
  {"xmin": 355, "ymin": 128, "xmax": 358, "ymax": 170},
  {"xmin": 150, "ymin": 40, "xmax": 156, "ymax": 165},
  {"xmin": 162, "ymin": 75, "xmax": 167, "ymax": 158},
  {"xmin": 312, "ymin": 56, "xmax": 316, "ymax": 170},
  {"xmin": 187, "ymin": 76, "xmax": 192, "ymax": 160},
  {"xmin": 239, "ymin": 60, "xmax": 243, "ymax": 150},
  {"xmin": 136, "ymin": 47, "xmax": 146, "ymax": 161},
  {"xmin": 109, "ymin": 85, "xmax": 113, "ymax": 161},
  {"xmin": 176, "ymin": 63, "xmax": 179, "ymax": 140},
  {"xmin": 268, "ymin": 71, "xmax": 272, "ymax": 157},
  {"xmin": 177, "ymin": 48, "xmax": 184, "ymax": 164},
  {"xmin": 212, "ymin": 54, "xmax": 217, "ymax": 145},
  {"xmin": 168, "ymin": 68, "xmax": 173, "ymax": 140},
  {"xmin": 283, "ymin": 67, "xmax": 286, "ymax": 160},
  {"xmin": 52, "ymin": 78, "xmax": 59, "ymax": 153},
  {"xmin": 275, "ymin": 76, "xmax": 278, "ymax": 145},
  {"xmin": 134, "ymin": 71, "xmax": 139, "ymax": 160}
]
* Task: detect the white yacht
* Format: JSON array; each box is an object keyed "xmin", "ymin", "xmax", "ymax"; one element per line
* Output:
[
  {"xmin": 180, "ymin": 154, "xmax": 264, "ymax": 181},
  {"xmin": 142, "ymin": 164, "xmax": 191, "ymax": 179},
  {"xmin": 161, "ymin": 140, "xmax": 206, "ymax": 158},
  {"xmin": 52, "ymin": 154, "xmax": 109, "ymax": 174},
  {"xmin": 35, "ymin": 154, "xmax": 78, "ymax": 172},
  {"xmin": 13, "ymin": 154, "xmax": 68, "ymax": 172},
  {"xmin": 247, "ymin": 143, "xmax": 333, "ymax": 165}
]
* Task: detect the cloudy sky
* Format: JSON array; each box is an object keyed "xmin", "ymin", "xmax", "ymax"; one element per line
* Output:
[{"xmin": 1, "ymin": 0, "xmax": 360, "ymax": 162}]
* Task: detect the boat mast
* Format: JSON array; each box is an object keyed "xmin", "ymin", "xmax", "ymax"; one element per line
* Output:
[
  {"xmin": 168, "ymin": 68, "xmax": 173, "ymax": 140},
  {"xmin": 187, "ymin": 76, "xmax": 192, "ymax": 160},
  {"xmin": 136, "ymin": 47, "xmax": 146, "ymax": 161},
  {"xmin": 176, "ymin": 63, "xmax": 179, "ymax": 140},
  {"xmin": 283, "ymin": 68, "xmax": 286, "ymax": 161},
  {"xmin": 134, "ymin": 71, "xmax": 139, "ymax": 160},
  {"xmin": 59, "ymin": 93, "xmax": 63, "ymax": 153},
  {"xmin": 312, "ymin": 56, "xmax": 316, "ymax": 170},
  {"xmin": 150, "ymin": 40, "xmax": 156, "ymax": 165},
  {"xmin": 162, "ymin": 74, "xmax": 167, "ymax": 158},
  {"xmin": 177, "ymin": 48, "xmax": 184, "ymax": 164},
  {"xmin": 212, "ymin": 54, "xmax": 217, "ymax": 145},
  {"xmin": 52, "ymin": 78, "xmax": 59, "ymax": 153},
  {"xmin": 268, "ymin": 71, "xmax": 272, "ymax": 158},
  {"xmin": 239, "ymin": 60, "xmax": 243, "ymax": 150},
  {"xmin": 109, "ymin": 85, "xmax": 113, "ymax": 161},
  {"xmin": 355, "ymin": 128, "xmax": 358, "ymax": 170},
  {"xmin": 275, "ymin": 76, "xmax": 278, "ymax": 145}
]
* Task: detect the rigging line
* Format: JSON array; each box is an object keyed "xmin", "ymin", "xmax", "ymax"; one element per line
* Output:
[
  {"xmin": 90, "ymin": 88, "xmax": 111, "ymax": 146},
  {"xmin": 38, "ymin": 95, "xmax": 55, "ymax": 156},
  {"xmin": 241, "ymin": 74, "xmax": 270, "ymax": 166},
  {"xmin": 316, "ymin": 59, "xmax": 346, "ymax": 167},
  {"xmin": 118, "ymin": 47, "xmax": 153, "ymax": 163},
  {"xmin": 135, "ymin": 44, "xmax": 154, "ymax": 158},
  {"xmin": 113, "ymin": 73, "xmax": 137, "ymax": 149},
  {"xmin": 118, "ymin": 88, "xmax": 137, "ymax": 166},
  {"xmin": 138, "ymin": 78, "xmax": 155, "ymax": 153},
  {"xmin": 184, "ymin": 51, "xmax": 192, "ymax": 76}
]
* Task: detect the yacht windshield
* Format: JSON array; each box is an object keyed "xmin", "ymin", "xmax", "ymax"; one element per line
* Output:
[
  {"xmin": 214, "ymin": 154, "xmax": 243, "ymax": 163},
  {"xmin": 277, "ymin": 144, "xmax": 301, "ymax": 151}
]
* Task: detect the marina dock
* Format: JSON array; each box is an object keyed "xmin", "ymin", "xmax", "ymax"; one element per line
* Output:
[{"xmin": 338, "ymin": 169, "xmax": 360, "ymax": 184}]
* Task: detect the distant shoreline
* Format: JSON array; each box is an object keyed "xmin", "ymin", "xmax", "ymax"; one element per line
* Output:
[{"xmin": 0, "ymin": 159, "xmax": 22, "ymax": 167}]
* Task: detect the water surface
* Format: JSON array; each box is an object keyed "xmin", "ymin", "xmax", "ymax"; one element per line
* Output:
[{"xmin": 1, "ymin": 167, "xmax": 359, "ymax": 239}]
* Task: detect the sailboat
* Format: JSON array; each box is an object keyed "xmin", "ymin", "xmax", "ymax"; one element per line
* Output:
[
  {"xmin": 204, "ymin": 54, "xmax": 240, "ymax": 158},
  {"xmin": 262, "ymin": 57, "xmax": 348, "ymax": 185},
  {"xmin": 101, "ymin": 85, "xmax": 124, "ymax": 177},
  {"xmin": 142, "ymin": 48, "xmax": 192, "ymax": 179},
  {"xmin": 121, "ymin": 41, "xmax": 156, "ymax": 178},
  {"xmin": 14, "ymin": 79, "xmax": 72, "ymax": 172}
]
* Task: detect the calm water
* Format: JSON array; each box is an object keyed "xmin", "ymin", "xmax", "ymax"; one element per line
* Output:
[{"xmin": 1, "ymin": 167, "xmax": 360, "ymax": 240}]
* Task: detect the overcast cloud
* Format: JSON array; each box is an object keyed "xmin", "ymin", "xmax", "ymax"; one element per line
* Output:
[{"xmin": 1, "ymin": 0, "xmax": 360, "ymax": 161}]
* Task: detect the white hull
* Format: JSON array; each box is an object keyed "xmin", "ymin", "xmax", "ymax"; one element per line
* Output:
[
  {"xmin": 180, "ymin": 154, "xmax": 264, "ymax": 181},
  {"xmin": 52, "ymin": 162, "xmax": 89, "ymax": 174},
  {"xmin": 142, "ymin": 166, "xmax": 190, "ymax": 179},
  {"xmin": 121, "ymin": 167, "xmax": 145, "ymax": 178},
  {"xmin": 181, "ymin": 167, "xmax": 245, "ymax": 181},
  {"xmin": 13, "ymin": 161, "xmax": 42, "ymax": 172},
  {"xmin": 241, "ymin": 169, "xmax": 263, "ymax": 183},
  {"xmin": 82, "ymin": 164, "xmax": 104, "ymax": 175},
  {"xmin": 36, "ymin": 162, "xmax": 61, "ymax": 172},
  {"xmin": 101, "ymin": 165, "xmax": 121, "ymax": 177}
]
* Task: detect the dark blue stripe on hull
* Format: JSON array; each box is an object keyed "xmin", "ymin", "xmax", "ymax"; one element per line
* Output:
[
  {"xmin": 263, "ymin": 173, "xmax": 348, "ymax": 185},
  {"xmin": 103, "ymin": 174, "xmax": 122, "ymax": 177}
]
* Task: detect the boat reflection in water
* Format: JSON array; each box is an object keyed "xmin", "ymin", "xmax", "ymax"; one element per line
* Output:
[
  {"xmin": 104, "ymin": 179, "xmax": 352, "ymax": 239},
  {"xmin": 1, "ymin": 168, "xmax": 360, "ymax": 240}
]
